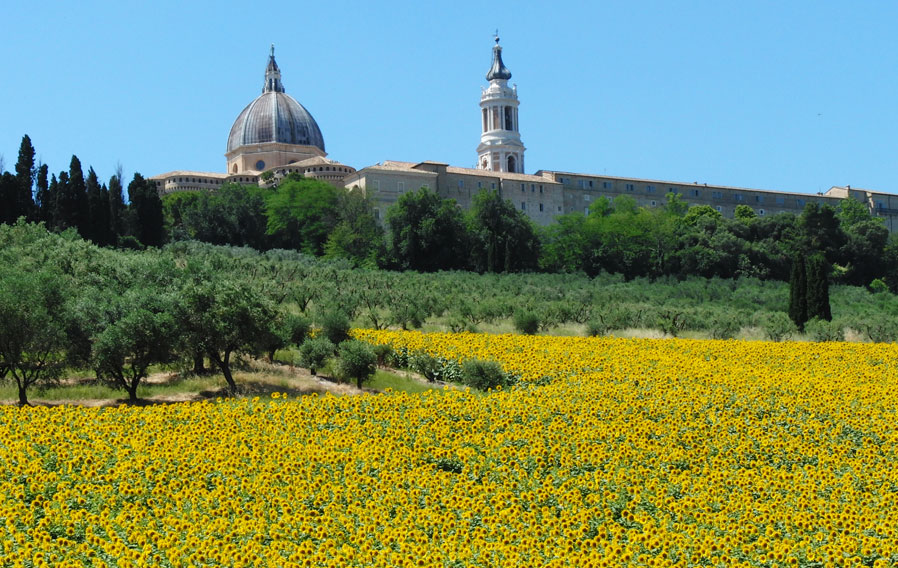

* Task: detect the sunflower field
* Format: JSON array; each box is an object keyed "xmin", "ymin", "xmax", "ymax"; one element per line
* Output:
[{"xmin": 1, "ymin": 331, "xmax": 896, "ymax": 567}]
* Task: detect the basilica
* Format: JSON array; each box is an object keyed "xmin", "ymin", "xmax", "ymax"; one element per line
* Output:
[{"xmin": 151, "ymin": 42, "xmax": 898, "ymax": 232}]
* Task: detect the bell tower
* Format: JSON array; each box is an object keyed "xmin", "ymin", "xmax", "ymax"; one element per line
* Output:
[{"xmin": 477, "ymin": 34, "xmax": 525, "ymax": 173}]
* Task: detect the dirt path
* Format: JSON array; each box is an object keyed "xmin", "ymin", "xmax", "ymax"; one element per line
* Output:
[{"xmin": 1, "ymin": 360, "xmax": 448, "ymax": 408}]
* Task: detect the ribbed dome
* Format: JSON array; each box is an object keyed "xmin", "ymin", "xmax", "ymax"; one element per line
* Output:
[
  {"xmin": 226, "ymin": 46, "xmax": 325, "ymax": 154},
  {"xmin": 227, "ymin": 92, "xmax": 325, "ymax": 153}
]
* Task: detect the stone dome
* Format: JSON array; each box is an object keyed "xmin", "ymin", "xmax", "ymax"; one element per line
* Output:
[{"xmin": 226, "ymin": 46, "xmax": 325, "ymax": 154}]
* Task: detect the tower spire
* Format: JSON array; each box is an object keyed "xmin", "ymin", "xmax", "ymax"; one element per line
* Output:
[
  {"xmin": 263, "ymin": 44, "xmax": 285, "ymax": 93},
  {"xmin": 478, "ymin": 35, "xmax": 524, "ymax": 173}
]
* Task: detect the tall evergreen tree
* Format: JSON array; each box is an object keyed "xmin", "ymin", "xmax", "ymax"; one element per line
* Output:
[
  {"xmin": 128, "ymin": 173, "xmax": 164, "ymax": 247},
  {"xmin": 0, "ymin": 173, "xmax": 17, "ymax": 224},
  {"xmin": 13, "ymin": 135, "xmax": 36, "ymax": 221},
  {"xmin": 85, "ymin": 167, "xmax": 111, "ymax": 245},
  {"xmin": 108, "ymin": 173, "xmax": 126, "ymax": 243},
  {"xmin": 68, "ymin": 156, "xmax": 88, "ymax": 236},
  {"xmin": 805, "ymin": 253, "xmax": 832, "ymax": 322},
  {"xmin": 51, "ymin": 171, "xmax": 71, "ymax": 231},
  {"xmin": 35, "ymin": 164, "xmax": 49, "ymax": 223},
  {"xmin": 788, "ymin": 254, "xmax": 808, "ymax": 330}
]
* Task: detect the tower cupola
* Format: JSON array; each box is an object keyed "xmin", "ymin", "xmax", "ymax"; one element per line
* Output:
[
  {"xmin": 486, "ymin": 35, "xmax": 512, "ymax": 81},
  {"xmin": 477, "ymin": 34, "xmax": 525, "ymax": 173}
]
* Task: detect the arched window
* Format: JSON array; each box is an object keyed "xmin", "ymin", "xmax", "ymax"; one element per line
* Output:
[
  {"xmin": 231, "ymin": 164, "xmax": 238, "ymax": 173},
  {"xmin": 507, "ymin": 155, "xmax": 516, "ymax": 173}
]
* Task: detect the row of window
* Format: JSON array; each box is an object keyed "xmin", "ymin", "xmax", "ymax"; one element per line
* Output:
[
  {"xmin": 521, "ymin": 202, "xmax": 559, "ymax": 213},
  {"xmin": 575, "ymin": 179, "xmax": 820, "ymax": 207}
]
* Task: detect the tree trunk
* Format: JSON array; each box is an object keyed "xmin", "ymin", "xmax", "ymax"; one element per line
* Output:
[
  {"xmin": 17, "ymin": 383, "xmax": 28, "ymax": 406},
  {"xmin": 192, "ymin": 353, "xmax": 206, "ymax": 375},
  {"xmin": 220, "ymin": 351, "xmax": 237, "ymax": 396},
  {"xmin": 127, "ymin": 381, "xmax": 139, "ymax": 404},
  {"xmin": 356, "ymin": 375, "xmax": 362, "ymax": 390}
]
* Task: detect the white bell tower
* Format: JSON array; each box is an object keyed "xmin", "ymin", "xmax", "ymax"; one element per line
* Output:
[{"xmin": 477, "ymin": 34, "xmax": 525, "ymax": 173}]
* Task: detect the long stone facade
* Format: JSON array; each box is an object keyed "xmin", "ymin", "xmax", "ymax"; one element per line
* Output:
[{"xmin": 154, "ymin": 42, "xmax": 898, "ymax": 233}]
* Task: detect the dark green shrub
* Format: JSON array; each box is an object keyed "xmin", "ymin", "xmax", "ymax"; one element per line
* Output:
[
  {"xmin": 513, "ymin": 310, "xmax": 540, "ymax": 335},
  {"xmin": 461, "ymin": 359, "xmax": 515, "ymax": 391},
  {"xmin": 372, "ymin": 343, "xmax": 393, "ymax": 366},
  {"xmin": 285, "ymin": 313, "xmax": 312, "ymax": 346},
  {"xmin": 411, "ymin": 352, "xmax": 442, "ymax": 382},
  {"xmin": 336, "ymin": 340, "xmax": 377, "ymax": 388},
  {"xmin": 319, "ymin": 310, "xmax": 350, "ymax": 345},
  {"xmin": 805, "ymin": 318, "xmax": 844, "ymax": 342},
  {"xmin": 761, "ymin": 312, "xmax": 797, "ymax": 342},
  {"xmin": 708, "ymin": 313, "xmax": 740, "ymax": 339},
  {"xmin": 296, "ymin": 337, "xmax": 335, "ymax": 376},
  {"xmin": 857, "ymin": 314, "xmax": 898, "ymax": 343},
  {"xmin": 869, "ymin": 278, "xmax": 889, "ymax": 294}
]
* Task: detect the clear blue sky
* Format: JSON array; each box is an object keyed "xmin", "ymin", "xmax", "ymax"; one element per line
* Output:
[{"xmin": 2, "ymin": 1, "xmax": 897, "ymax": 196}]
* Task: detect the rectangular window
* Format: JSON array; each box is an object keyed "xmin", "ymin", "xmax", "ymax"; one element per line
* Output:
[
  {"xmin": 458, "ymin": 180, "xmax": 464, "ymax": 189},
  {"xmin": 626, "ymin": 183, "xmax": 635, "ymax": 191},
  {"xmin": 735, "ymin": 194, "xmax": 744, "ymax": 202},
  {"xmin": 531, "ymin": 184, "xmax": 536, "ymax": 192},
  {"xmin": 521, "ymin": 202, "xmax": 526, "ymax": 211},
  {"xmin": 539, "ymin": 203, "xmax": 544, "ymax": 212},
  {"xmin": 491, "ymin": 182, "xmax": 496, "ymax": 189},
  {"xmin": 796, "ymin": 199, "xmax": 805, "ymax": 207},
  {"xmin": 374, "ymin": 208, "xmax": 380, "ymax": 219},
  {"xmin": 558, "ymin": 206, "xmax": 562, "ymax": 212},
  {"xmin": 692, "ymin": 189, "xmax": 700, "ymax": 197},
  {"xmin": 398, "ymin": 181, "xmax": 405, "ymax": 191},
  {"xmin": 588, "ymin": 180, "xmax": 594, "ymax": 188},
  {"xmin": 521, "ymin": 183, "xmax": 525, "ymax": 191},
  {"xmin": 373, "ymin": 180, "xmax": 380, "ymax": 190},
  {"xmin": 755, "ymin": 195, "xmax": 764, "ymax": 203},
  {"xmin": 578, "ymin": 180, "xmax": 585, "ymax": 189},
  {"xmin": 712, "ymin": 191, "xmax": 722, "ymax": 199},
  {"xmin": 646, "ymin": 185, "xmax": 656, "ymax": 194},
  {"xmin": 539, "ymin": 185, "xmax": 543, "ymax": 193},
  {"xmin": 775, "ymin": 196, "xmax": 785, "ymax": 205},
  {"xmin": 477, "ymin": 181, "xmax": 482, "ymax": 189},
  {"xmin": 602, "ymin": 181, "xmax": 611, "ymax": 189}
]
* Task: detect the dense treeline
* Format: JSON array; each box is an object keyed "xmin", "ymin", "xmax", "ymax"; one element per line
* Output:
[
  {"xmin": 4, "ymin": 221, "xmax": 898, "ymax": 404},
  {"xmin": 4, "ymin": 133, "xmax": 896, "ymax": 292},
  {"xmin": 0, "ymin": 135, "xmax": 162, "ymax": 247}
]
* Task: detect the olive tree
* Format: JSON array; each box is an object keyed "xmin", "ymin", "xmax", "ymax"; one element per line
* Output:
[
  {"xmin": 0, "ymin": 270, "xmax": 69, "ymax": 405},
  {"xmin": 176, "ymin": 271, "xmax": 278, "ymax": 395},
  {"xmin": 92, "ymin": 288, "xmax": 177, "ymax": 403}
]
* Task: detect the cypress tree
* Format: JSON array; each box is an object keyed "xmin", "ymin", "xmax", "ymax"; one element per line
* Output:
[
  {"xmin": 13, "ymin": 135, "xmax": 36, "ymax": 220},
  {"xmin": 108, "ymin": 174, "xmax": 126, "ymax": 244},
  {"xmin": 788, "ymin": 254, "xmax": 808, "ymax": 330},
  {"xmin": 52, "ymin": 171, "xmax": 71, "ymax": 231},
  {"xmin": 0, "ymin": 172, "xmax": 17, "ymax": 224},
  {"xmin": 68, "ymin": 156, "xmax": 88, "ymax": 236},
  {"xmin": 86, "ymin": 167, "xmax": 111, "ymax": 245},
  {"xmin": 806, "ymin": 253, "xmax": 832, "ymax": 322},
  {"xmin": 128, "ymin": 173, "xmax": 164, "ymax": 247},
  {"xmin": 35, "ymin": 164, "xmax": 49, "ymax": 223}
]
